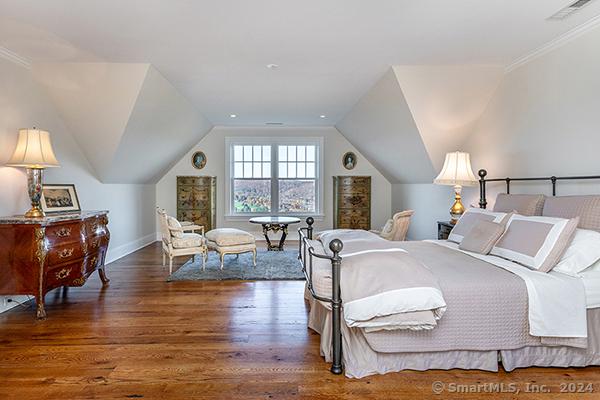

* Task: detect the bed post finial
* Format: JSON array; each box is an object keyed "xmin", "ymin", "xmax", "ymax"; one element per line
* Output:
[
  {"xmin": 478, "ymin": 169, "xmax": 488, "ymax": 209},
  {"xmin": 329, "ymin": 238, "xmax": 343, "ymax": 375},
  {"xmin": 306, "ymin": 217, "xmax": 314, "ymax": 240}
]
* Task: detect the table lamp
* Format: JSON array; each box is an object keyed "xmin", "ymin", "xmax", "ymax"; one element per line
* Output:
[
  {"xmin": 6, "ymin": 128, "xmax": 60, "ymax": 218},
  {"xmin": 434, "ymin": 151, "xmax": 477, "ymax": 224}
]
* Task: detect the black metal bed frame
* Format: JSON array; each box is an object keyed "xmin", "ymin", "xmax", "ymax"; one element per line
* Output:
[{"xmin": 299, "ymin": 170, "xmax": 600, "ymax": 375}]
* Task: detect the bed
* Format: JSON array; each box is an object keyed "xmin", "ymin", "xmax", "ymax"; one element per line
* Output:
[{"xmin": 298, "ymin": 169, "xmax": 600, "ymax": 377}]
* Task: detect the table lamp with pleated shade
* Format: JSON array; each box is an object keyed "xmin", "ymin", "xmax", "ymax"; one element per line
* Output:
[
  {"xmin": 434, "ymin": 151, "xmax": 477, "ymax": 224},
  {"xmin": 6, "ymin": 128, "xmax": 60, "ymax": 218}
]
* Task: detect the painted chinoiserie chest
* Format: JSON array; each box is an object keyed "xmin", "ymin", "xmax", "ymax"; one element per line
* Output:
[
  {"xmin": 177, "ymin": 176, "xmax": 217, "ymax": 232},
  {"xmin": 333, "ymin": 176, "xmax": 371, "ymax": 230},
  {"xmin": 0, "ymin": 211, "xmax": 110, "ymax": 319}
]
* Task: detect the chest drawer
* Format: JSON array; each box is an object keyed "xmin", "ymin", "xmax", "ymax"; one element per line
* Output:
[
  {"xmin": 85, "ymin": 217, "xmax": 108, "ymax": 237},
  {"xmin": 338, "ymin": 184, "xmax": 370, "ymax": 195},
  {"xmin": 46, "ymin": 261, "xmax": 84, "ymax": 289},
  {"xmin": 47, "ymin": 242, "xmax": 84, "ymax": 265},
  {"xmin": 337, "ymin": 176, "xmax": 370, "ymax": 186},
  {"xmin": 339, "ymin": 194, "xmax": 370, "ymax": 209},
  {"xmin": 45, "ymin": 222, "xmax": 82, "ymax": 245}
]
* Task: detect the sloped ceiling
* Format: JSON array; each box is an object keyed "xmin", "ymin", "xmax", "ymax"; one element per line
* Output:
[
  {"xmin": 336, "ymin": 69, "xmax": 435, "ymax": 184},
  {"xmin": 393, "ymin": 65, "xmax": 504, "ymax": 172},
  {"xmin": 33, "ymin": 62, "xmax": 213, "ymax": 183},
  {"xmin": 337, "ymin": 66, "xmax": 504, "ymax": 183}
]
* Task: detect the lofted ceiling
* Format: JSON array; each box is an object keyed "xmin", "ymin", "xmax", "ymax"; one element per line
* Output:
[
  {"xmin": 1, "ymin": 1, "xmax": 600, "ymax": 184},
  {"xmin": 33, "ymin": 63, "xmax": 213, "ymax": 183},
  {"xmin": 1, "ymin": 0, "xmax": 600, "ymax": 127}
]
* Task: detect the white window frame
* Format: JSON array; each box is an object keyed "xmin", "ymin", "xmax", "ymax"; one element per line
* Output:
[{"xmin": 225, "ymin": 136, "xmax": 324, "ymax": 219}]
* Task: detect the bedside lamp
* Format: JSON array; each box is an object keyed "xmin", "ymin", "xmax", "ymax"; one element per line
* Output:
[
  {"xmin": 434, "ymin": 151, "xmax": 477, "ymax": 224},
  {"xmin": 6, "ymin": 128, "xmax": 60, "ymax": 218}
]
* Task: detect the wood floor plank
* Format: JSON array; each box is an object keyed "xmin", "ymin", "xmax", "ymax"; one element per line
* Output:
[{"xmin": 2, "ymin": 241, "xmax": 600, "ymax": 399}]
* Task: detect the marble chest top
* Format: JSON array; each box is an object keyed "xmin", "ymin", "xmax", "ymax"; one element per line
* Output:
[{"xmin": 0, "ymin": 210, "xmax": 109, "ymax": 226}]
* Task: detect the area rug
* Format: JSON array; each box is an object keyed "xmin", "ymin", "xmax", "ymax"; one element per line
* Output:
[{"xmin": 167, "ymin": 249, "xmax": 305, "ymax": 281}]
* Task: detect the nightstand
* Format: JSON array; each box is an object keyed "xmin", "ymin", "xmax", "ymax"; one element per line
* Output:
[{"xmin": 437, "ymin": 221, "xmax": 454, "ymax": 240}]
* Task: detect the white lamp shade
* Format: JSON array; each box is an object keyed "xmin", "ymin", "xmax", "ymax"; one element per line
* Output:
[
  {"xmin": 434, "ymin": 151, "xmax": 477, "ymax": 186},
  {"xmin": 6, "ymin": 128, "xmax": 60, "ymax": 168}
]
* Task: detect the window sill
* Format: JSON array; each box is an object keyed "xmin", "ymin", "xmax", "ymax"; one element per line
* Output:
[{"xmin": 224, "ymin": 214, "xmax": 325, "ymax": 222}]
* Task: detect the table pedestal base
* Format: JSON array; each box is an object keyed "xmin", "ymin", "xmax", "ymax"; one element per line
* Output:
[{"xmin": 261, "ymin": 223, "xmax": 289, "ymax": 251}]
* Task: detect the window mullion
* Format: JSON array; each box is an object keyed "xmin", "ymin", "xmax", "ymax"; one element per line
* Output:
[{"xmin": 272, "ymin": 145, "xmax": 278, "ymax": 214}]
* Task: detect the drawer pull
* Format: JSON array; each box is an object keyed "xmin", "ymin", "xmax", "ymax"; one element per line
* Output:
[
  {"xmin": 58, "ymin": 248, "xmax": 74, "ymax": 258},
  {"xmin": 56, "ymin": 227, "xmax": 72, "ymax": 238},
  {"xmin": 55, "ymin": 268, "xmax": 71, "ymax": 280}
]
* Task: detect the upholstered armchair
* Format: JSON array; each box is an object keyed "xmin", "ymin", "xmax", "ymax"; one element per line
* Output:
[
  {"xmin": 157, "ymin": 208, "xmax": 208, "ymax": 274},
  {"xmin": 371, "ymin": 210, "xmax": 414, "ymax": 241}
]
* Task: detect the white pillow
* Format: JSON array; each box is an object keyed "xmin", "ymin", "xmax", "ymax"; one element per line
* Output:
[{"xmin": 553, "ymin": 229, "xmax": 600, "ymax": 277}]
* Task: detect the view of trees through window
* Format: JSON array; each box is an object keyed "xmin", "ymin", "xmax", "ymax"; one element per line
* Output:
[{"xmin": 231, "ymin": 143, "xmax": 318, "ymax": 214}]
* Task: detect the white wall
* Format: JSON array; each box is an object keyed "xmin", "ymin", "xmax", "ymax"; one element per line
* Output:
[
  {"xmin": 0, "ymin": 57, "xmax": 157, "ymax": 312},
  {"xmin": 395, "ymin": 25, "xmax": 600, "ymax": 240},
  {"xmin": 156, "ymin": 126, "xmax": 392, "ymax": 237}
]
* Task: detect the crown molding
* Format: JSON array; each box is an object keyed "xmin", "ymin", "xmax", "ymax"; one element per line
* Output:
[
  {"xmin": 0, "ymin": 46, "xmax": 31, "ymax": 69},
  {"xmin": 506, "ymin": 14, "xmax": 600, "ymax": 73}
]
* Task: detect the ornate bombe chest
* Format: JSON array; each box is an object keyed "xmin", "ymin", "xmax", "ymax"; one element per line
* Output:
[{"xmin": 0, "ymin": 211, "xmax": 110, "ymax": 319}]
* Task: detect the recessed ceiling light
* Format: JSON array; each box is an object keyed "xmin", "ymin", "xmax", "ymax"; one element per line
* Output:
[
  {"xmin": 320, "ymin": 115, "xmax": 327, "ymax": 119},
  {"xmin": 266, "ymin": 64, "xmax": 279, "ymax": 69},
  {"xmin": 230, "ymin": 114, "xmax": 237, "ymax": 118}
]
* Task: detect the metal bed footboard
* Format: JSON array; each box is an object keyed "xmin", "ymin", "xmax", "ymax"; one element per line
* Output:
[{"xmin": 298, "ymin": 217, "xmax": 344, "ymax": 375}]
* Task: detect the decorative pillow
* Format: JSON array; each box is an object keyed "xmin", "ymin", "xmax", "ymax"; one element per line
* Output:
[
  {"xmin": 379, "ymin": 219, "xmax": 395, "ymax": 240},
  {"xmin": 459, "ymin": 220, "xmax": 506, "ymax": 255},
  {"xmin": 493, "ymin": 193, "xmax": 545, "ymax": 216},
  {"xmin": 167, "ymin": 216, "xmax": 184, "ymax": 238},
  {"xmin": 553, "ymin": 229, "xmax": 600, "ymax": 277},
  {"xmin": 491, "ymin": 215, "xmax": 580, "ymax": 272},
  {"xmin": 448, "ymin": 208, "xmax": 508, "ymax": 244},
  {"xmin": 542, "ymin": 195, "xmax": 600, "ymax": 232}
]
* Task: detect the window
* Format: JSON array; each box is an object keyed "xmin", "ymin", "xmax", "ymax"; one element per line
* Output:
[{"xmin": 226, "ymin": 138, "xmax": 322, "ymax": 216}]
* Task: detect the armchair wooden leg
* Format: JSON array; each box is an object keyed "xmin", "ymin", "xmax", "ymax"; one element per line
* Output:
[
  {"xmin": 162, "ymin": 252, "xmax": 166, "ymax": 266},
  {"xmin": 220, "ymin": 252, "xmax": 225, "ymax": 270},
  {"xmin": 169, "ymin": 256, "xmax": 173, "ymax": 275},
  {"xmin": 202, "ymin": 251, "xmax": 206, "ymax": 271},
  {"xmin": 252, "ymin": 249, "xmax": 257, "ymax": 267}
]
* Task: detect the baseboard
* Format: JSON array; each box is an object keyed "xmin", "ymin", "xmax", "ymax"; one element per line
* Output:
[
  {"xmin": 105, "ymin": 232, "xmax": 158, "ymax": 265},
  {"xmin": 0, "ymin": 295, "xmax": 32, "ymax": 314}
]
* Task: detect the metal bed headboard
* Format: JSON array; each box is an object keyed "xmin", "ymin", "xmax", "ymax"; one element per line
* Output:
[{"xmin": 478, "ymin": 169, "xmax": 600, "ymax": 209}]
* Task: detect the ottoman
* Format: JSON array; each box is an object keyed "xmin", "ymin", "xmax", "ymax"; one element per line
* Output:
[{"xmin": 205, "ymin": 228, "xmax": 257, "ymax": 269}]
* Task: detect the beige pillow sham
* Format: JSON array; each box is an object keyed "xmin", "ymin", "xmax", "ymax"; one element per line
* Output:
[
  {"xmin": 459, "ymin": 220, "xmax": 506, "ymax": 255},
  {"xmin": 493, "ymin": 194, "xmax": 545, "ymax": 216},
  {"xmin": 491, "ymin": 215, "xmax": 580, "ymax": 272},
  {"xmin": 448, "ymin": 208, "xmax": 508, "ymax": 244}
]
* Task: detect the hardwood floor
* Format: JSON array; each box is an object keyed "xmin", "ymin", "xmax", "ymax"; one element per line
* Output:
[{"xmin": 1, "ymin": 242, "xmax": 600, "ymax": 400}]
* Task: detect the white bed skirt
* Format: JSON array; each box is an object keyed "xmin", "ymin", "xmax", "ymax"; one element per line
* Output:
[{"xmin": 306, "ymin": 295, "xmax": 600, "ymax": 378}]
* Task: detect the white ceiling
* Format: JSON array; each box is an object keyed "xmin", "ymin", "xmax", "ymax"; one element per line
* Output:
[{"xmin": 1, "ymin": 0, "xmax": 600, "ymax": 126}]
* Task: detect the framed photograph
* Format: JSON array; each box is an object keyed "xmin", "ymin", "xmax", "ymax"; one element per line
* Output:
[
  {"xmin": 41, "ymin": 184, "xmax": 81, "ymax": 214},
  {"xmin": 191, "ymin": 151, "xmax": 207, "ymax": 169},
  {"xmin": 342, "ymin": 151, "xmax": 357, "ymax": 170}
]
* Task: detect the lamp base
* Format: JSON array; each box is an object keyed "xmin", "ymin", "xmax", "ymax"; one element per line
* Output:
[
  {"xmin": 449, "ymin": 185, "xmax": 466, "ymax": 224},
  {"xmin": 25, "ymin": 206, "xmax": 45, "ymax": 218},
  {"xmin": 25, "ymin": 168, "xmax": 45, "ymax": 218}
]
